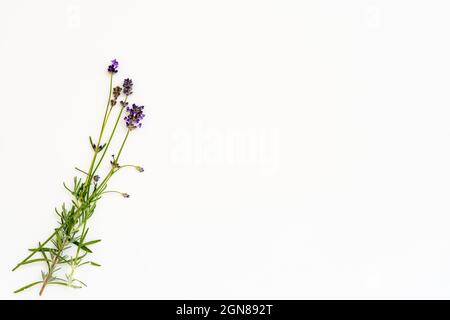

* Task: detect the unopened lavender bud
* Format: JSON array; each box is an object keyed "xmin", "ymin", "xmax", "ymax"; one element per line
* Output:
[{"xmin": 112, "ymin": 86, "xmax": 122, "ymax": 99}]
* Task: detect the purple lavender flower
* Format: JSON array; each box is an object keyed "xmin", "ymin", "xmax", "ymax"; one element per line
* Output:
[
  {"xmin": 124, "ymin": 104, "xmax": 145, "ymax": 130},
  {"xmin": 123, "ymin": 78, "xmax": 133, "ymax": 95},
  {"xmin": 107, "ymin": 59, "xmax": 119, "ymax": 73}
]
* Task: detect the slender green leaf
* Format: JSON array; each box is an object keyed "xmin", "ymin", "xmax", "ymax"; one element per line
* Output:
[
  {"xmin": 14, "ymin": 281, "xmax": 43, "ymax": 293},
  {"xmin": 21, "ymin": 258, "xmax": 48, "ymax": 265},
  {"xmin": 72, "ymin": 241, "xmax": 92, "ymax": 253},
  {"xmin": 83, "ymin": 239, "xmax": 101, "ymax": 246},
  {"xmin": 28, "ymin": 247, "xmax": 54, "ymax": 252}
]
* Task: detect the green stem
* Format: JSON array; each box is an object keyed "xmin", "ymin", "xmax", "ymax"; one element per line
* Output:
[
  {"xmin": 65, "ymin": 75, "xmax": 115, "ymax": 283},
  {"xmin": 91, "ymin": 96, "xmax": 128, "ymax": 176},
  {"xmin": 68, "ymin": 221, "xmax": 87, "ymax": 282},
  {"xmin": 116, "ymin": 129, "xmax": 130, "ymax": 162},
  {"xmin": 39, "ymin": 238, "xmax": 68, "ymax": 296},
  {"xmin": 92, "ymin": 129, "xmax": 131, "ymax": 197},
  {"xmin": 85, "ymin": 73, "xmax": 114, "ymax": 189}
]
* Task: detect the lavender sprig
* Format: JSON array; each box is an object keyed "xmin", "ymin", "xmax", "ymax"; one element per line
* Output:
[{"xmin": 13, "ymin": 59, "xmax": 146, "ymax": 295}]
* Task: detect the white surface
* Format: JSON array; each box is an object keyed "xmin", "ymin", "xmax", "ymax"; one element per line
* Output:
[{"xmin": 1, "ymin": 0, "xmax": 450, "ymax": 299}]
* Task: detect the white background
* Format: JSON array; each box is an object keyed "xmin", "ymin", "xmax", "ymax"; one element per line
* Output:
[{"xmin": 1, "ymin": 0, "xmax": 450, "ymax": 299}]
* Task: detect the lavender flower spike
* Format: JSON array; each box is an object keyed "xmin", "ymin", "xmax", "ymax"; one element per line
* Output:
[
  {"xmin": 124, "ymin": 104, "xmax": 145, "ymax": 130},
  {"xmin": 123, "ymin": 78, "xmax": 133, "ymax": 95},
  {"xmin": 107, "ymin": 59, "xmax": 119, "ymax": 73}
]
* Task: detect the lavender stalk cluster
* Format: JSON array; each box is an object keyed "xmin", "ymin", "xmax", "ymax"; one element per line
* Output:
[
  {"xmin": 13, "ymin": 58, "xmax": 148, "ymax": 296},
  {"xmin": 107, "ymin": 60, "xmax": 146, "ymax": 130}
]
